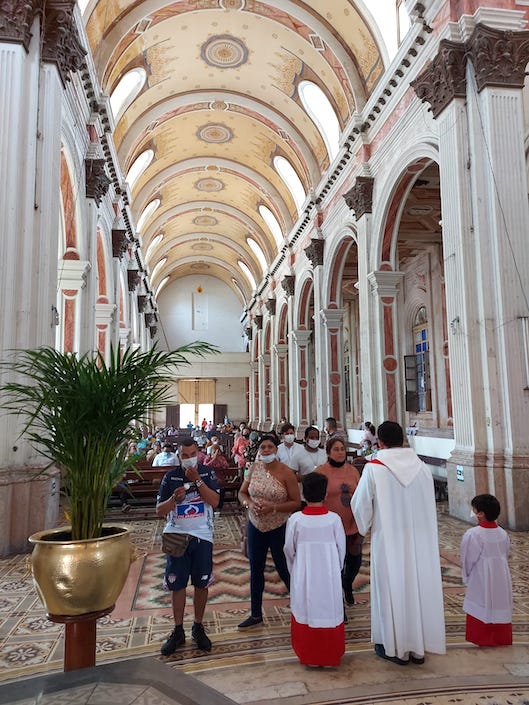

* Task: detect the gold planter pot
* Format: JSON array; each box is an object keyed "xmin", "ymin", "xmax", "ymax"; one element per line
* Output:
[{"xmin": 29, "ymin": 525, "xmax": 134, "ymax": 616}]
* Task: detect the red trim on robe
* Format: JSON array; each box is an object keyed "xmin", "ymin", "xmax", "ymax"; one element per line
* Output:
[
  {"xmin": 368, "ymin": 458, "xmax": 385, "ymax": 465},
  {"xmin": 302, "ymin": 506, "xmax": 328, "ymax": 515},
  {"xmin": 291, "ymin": 615, "xmax": 345, "ymax": 666},
  {"xmin": 466, "ymin": 613, "xmax": 512, "ymax": 646},
  {"xmin": 478, "ymin": 521, "xmax": 498, "ymax": 528}
]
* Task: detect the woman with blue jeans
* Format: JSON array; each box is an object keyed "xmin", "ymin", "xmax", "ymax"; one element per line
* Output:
[{"xmin": 238, "ymin": 433, "xmax": 301, "ymax": 629}]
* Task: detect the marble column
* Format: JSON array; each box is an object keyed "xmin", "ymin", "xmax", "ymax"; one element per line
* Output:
[
  {"xmin": 273, "ymin": 343, "xmax": 289, "ymax": 424},
  {"xmin": 318, "ymin": 308, "xmax": 346, "ymax": 428},
  {"xmin": 412, "ymin": 24, "xmax": 529, "ymax": 528},
  {"xmin": 289, "ymin": 329, "xmax": 312, "ymax": 428}
]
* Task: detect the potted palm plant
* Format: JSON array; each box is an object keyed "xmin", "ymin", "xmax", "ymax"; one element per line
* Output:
[{"xmin": 0, "ymin": 343, "xmax": 216, "ymax": 620}]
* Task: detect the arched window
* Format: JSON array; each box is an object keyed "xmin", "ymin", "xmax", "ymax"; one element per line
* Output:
[
  {"xmin": 110, "ymin": 68, "xmax": 147, "ymax": 121},
  {"xmin": 155, "ymin": 276, "xmax": 169, "ymax": 298},
  {"xmin": 405, "ymin": 306, "xmax": 432, "ymax": 413},
  {"xmin": 258, "ymin": 205, "xmax": 283, "ymax": 247},
  {"xmin": 273, "ymin": 156, "xmax": 306, "ymax": 214},
  {"xmin": 145, "ymin": 233, "xmax": 164, "ymax": 263},
  {"xmin": 298, "ymin": 81, "xmax": 340, "ymax": 161},
  {"xmin": 136, "ymin": 198, "xmax": 160, "ymax": 232},
  {"xmin": 150, "ymin": 257, "xmax": 167, "ymax": 282},
  {"xmin": 238, "ymin": 260, "xmax": 257, "ymax": 291},
  {"xmin": 126, "ymin": 149, "xmax": 153, "ymax": 189},
  {"xmin": 247, "ymin": 237, "xmax": 267, "ymax": 274}
]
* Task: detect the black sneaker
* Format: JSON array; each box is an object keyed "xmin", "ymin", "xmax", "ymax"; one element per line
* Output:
[
  {"xmin": 238, "ymin": 615, "xmax": 263, "ymax": 629},
  {"xmin": 192, "ymin": 622, "xmax": 212, "ymax": 652},
  {"xmin": 160, "ymin": 625, "xmax": 185, "ymax": 656}
]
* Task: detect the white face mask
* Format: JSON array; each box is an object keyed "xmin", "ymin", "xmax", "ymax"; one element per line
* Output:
[
  {"xmin": 181, "ymin": 457, "xmax": 198, "ymax": 469},
  {"xmin": 307, "ymin": 438, "xmax": 320, "ymax": 449},
  {"xmin": 284, "ymin": 434, "xmax": 295, "ymax": 444},
  {"xmin": 470, "ymin": 509, "xmax": 478, "ymax": 521},
  {"xmin": 260, "ymin": 453, "xmax": 276, "ymax": 464}
]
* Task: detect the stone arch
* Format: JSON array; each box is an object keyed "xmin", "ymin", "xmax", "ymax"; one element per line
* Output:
[
  {"xmin": 323, "ymin": 226, "xmax": 357, "ymax": 308},
  {"xmin": 294, "ymin": 274, "xmax": 314, "ymax": 330}
]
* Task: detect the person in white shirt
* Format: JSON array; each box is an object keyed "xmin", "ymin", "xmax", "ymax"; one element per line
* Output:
[
  {"xmin": 294, "ymin": 426, "xmax": 327, "ymax": 479},
  {"xmin": 152, "ymin": 443, "xmax": 178, "ymax": 467},
  {"xmin": 277, "ymin": 423, "xmax": 304, "ymax": 472}
]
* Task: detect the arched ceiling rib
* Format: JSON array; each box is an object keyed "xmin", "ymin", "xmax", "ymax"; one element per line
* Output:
[{"xmin": 84, "ymin": 1, "xmax": 385, "ymax": 301}]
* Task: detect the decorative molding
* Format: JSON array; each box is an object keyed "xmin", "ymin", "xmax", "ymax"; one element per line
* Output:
[
  {"xmin": 85, "ymin": 158, "xmax": 111, "ymax": 204},
  {"xmin": 111, "ymin": 229, "xmax": 128, "ymax": 258},
  {"xmin": 343, "ymin": 176, "xmax": 374, "ymax": 219},
  {"xmin": 281, "ymin": 274, "xmax": 295, "ymax": 297},
  {"xmin": 254, "ymin": 314, "xmax": 263, "ymax": 331},
  {"xmin": 265, "ymin": 298, "xmax": 276, "ymax": 316},
  {"xmin": 137, "ymin": 294, "xmax": 148, "ymax": 312},
  {"xmin": 411, "ymin": 39, "xmax": 467, "ymax": 119},
  {"xmin": 304, "ymin": 238, "xmax": 324, "ymax": 268},
  {"xmin": 144, "ymin": 312, "xmax": 156, "ymax": 327},
  {"xmin": 41, "ymin": 0, "xmax": 86, "ymax": 87},
  {"xmin": 127, "ymin": 269, "xmax": 141, "ymax": 292},
  {"xmin": 467, "ymin": 24, "xmax": 529, "ymax": 92},
  {"xmin": 0, "ymin": 0, "xmax": 36, "ymax": 50},
  {"xmin": 150, "ymin": 325, "xmax": 157, "ymax": 339},
  {"xmin": 246, "ymin": 326, "xmax": 253, "ymax": 341}
]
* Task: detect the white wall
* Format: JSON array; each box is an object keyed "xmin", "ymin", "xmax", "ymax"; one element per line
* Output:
[{"xmin": 157, "ymin": 275, "xmax": 247, "ymax": 352}]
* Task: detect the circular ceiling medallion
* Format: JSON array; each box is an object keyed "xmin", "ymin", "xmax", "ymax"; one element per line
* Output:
[
  {"xmin": 219, "ymin": 0, "xmax": 245, "ymax": 9},
  {"xmin": 197, "ymin": 123, "xmax": 234, "ymax": 144},
  {"xmin": 192, "ymin": 243, "xmax": 213, "ymax": 251},
  {"xmin": 209, "ymin": 100, "xmax": 228, "ymax": 111},
  {"xmin": 193, "ymin": 215, "xmax": 218, "ymax": 226},
  {"xmin": 195, "ymin": 177, "xmax": 225, "ymax": 192},
  {"xmin": 201, "ymin": 34, "xmax": 249, "ymax": 69},
  {"xmin": 191, "ymin": 262, "xmax": 210, "ymax": 270}
]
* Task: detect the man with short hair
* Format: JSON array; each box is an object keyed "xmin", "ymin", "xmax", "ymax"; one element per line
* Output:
[
  {"xmin": 324, "ymin": 416, "xmax": 346, "ymax": 442},
  {"xmin": 277, "ymin": 422, "xmax": 304, "ymax": 471},
  {"xmin": 152, "ymin": 443, "xmax": 178, "ymax": 467},
  {"xmin": 156, "ymin": 438, "xmax": 220, "ymax": 654},
  {"xmin": 351, "ymin": 421, "xmax": 446, "ymax": 665}
]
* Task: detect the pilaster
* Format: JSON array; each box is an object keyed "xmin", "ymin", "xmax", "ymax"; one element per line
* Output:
[
  {"xmin": 319, "ymin": 309, "xmax": 346, "ymax": 427},
  {"xmin": 289, "ymin": 329, "xmax": 312, "ymax": 427}
]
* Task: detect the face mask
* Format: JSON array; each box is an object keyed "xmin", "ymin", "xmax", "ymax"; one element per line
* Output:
[
  {"xmin": 260, "ymin": 453, "xmax": 276, "ymax": 464},
  {"xmin": 470, "ymin": 509, "xmax": 478, "ymax": 521},
  {"xmin": 307, "ymin": 439, "xmax": 320, "ymax": 449},
  {"xmin": 284, "ymin": 434, "xmax": 295, "ymax": 444},
  {"xmin": 181, "ymin": 457, "xmax": 198, "ymax": 469},
  {"xmin": 328, "ymin": 457, "xmax": 346, "ymax": 468}
]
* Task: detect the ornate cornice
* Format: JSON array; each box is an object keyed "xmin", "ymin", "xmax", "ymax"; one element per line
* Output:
[
  {"xmin": 111, "ymin": 228, "xmax": 128, "ymax": 259},
  {"xmin": 137, "ymin": 295, "xmax": 148, "ymax": 312},
  {"xmin": 304, "ymin": 238, "xmax": 324, "ymax": 268},
  {"xmin": 281, "ymin": 274, "xmax": 295, "ymax": 297},
  {"xmin": 127, "ymin": 269, "xmax": 141, "ymax": 292},
  {"xmin": 343, "ymin": 176, "xmax": 374, "ymax": 219},
  {"xmin": 411, "ymin": 39, "xmax": 467, "ymax": 119},
  {"xmin": 85, "ymin": 158, "xmax": 111, "ymax": 204},
  {"xmin": 0, "ymin": 0, "xmax": 37, "ymax": 50},
  {"xmin": 467, "ymin": 24, "xmax": 529, "ymax": 92},
  {"xmin": 41, "ymin": 0, "xmax": 86, "ymax": 87},
  {"xmin": 265, "ymin": 298, "xmax": 276, "ymax": 316},
  {"xmin": 254, "ymin": 314, "xmax": 263, "ymax": 331}
]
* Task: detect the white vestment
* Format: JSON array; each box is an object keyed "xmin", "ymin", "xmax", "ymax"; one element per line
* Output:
[
  {"xmin": 351, "ymin": 448, "xmax": 446, "ymax": 659},
  {"xmin": 461, "ymin": 525, "xmax": 512, "ymax": 623},
  {"xmin": 284, "ymin": 510, "xmax": 346, "ymax": 627}
]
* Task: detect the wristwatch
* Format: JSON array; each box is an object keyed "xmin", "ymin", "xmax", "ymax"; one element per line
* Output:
[{"xmin": 196, "ymin": 479, "xmax": 204, "ymax": 488}]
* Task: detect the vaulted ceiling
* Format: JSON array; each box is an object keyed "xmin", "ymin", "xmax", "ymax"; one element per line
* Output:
[{"xmin": 83, "ymin": 0, "xmax": 387, "ymax": 305}]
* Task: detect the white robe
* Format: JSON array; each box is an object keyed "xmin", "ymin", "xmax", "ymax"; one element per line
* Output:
[
  {"xmin": 350, "ymin": 448, "xmax": 446, "ymax": 659},
  {"xmin": 460, "ymin": 524, "xmax": 512, "ymax": 624},
  {"xmin": 284, "ymin": 510, "xmax": 346, "ymax": 628}
]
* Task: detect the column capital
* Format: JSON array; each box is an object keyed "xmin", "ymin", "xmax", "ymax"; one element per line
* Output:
[
  {"xmin": 41, "ymin": 0, "xmax": 86, "ymax": 87},
  {"xmin": 245, "ymin": 326, "xmax": 253, "ymax": 341},
  {"xmin": 95, "ymin": 302, "xmax": 116, "ymax": 327},
  {"xmin": 273, "ymin": 343, "xmax": 288, "ymax": 356},
  {"xmin": 467, "ymin": 23, "xmax": 529, "ymax": 92},
  {"xmin": 320, "ymin": 308, "xmax": 346, "ymax": 327},
  {"xmin": 411, "ymin": 39, "xmax": 467, "ymax": 119},
  {"xmin": 137, "ymin": 294, "xmax": 149, "ymax": 312},
  {"xmin": 265, "ymin": 298, "xmax": 276, "ymax": 316},
  {"xmin": 290, "ymin": 329, "xmax": 312, "ymax": 346},
  {"xmin": 368, "ymin": 270, "xmax": 405, "ymax": 297},
  {"xmin": 0, "ymin": 0, "xmax": 37, "ymax": 50},
  {"xmin": 86, "ymin": 158, "xmax": 111, "ymax": 205},
  {"xmin": 112, "ymin": 229, "xmax": 128, "ymax": 259},
  {"xmin": 127, "ymin": 269, "xmax": 141, "ymax": 292},
  {"xmin": 254, "ymin": 314, "xmax": 263, "ymax": 331},
  {"xmin": 58, "ymin": 259, "xmax": 91, "ymax": 291},
  {"xmin": 281, "ymin": 274, "xmax": 295, "ymax": 297},
  {"xmin": 304, "ymin": 238, "xmax": 324, "ymax": 268},
  {"xmin": 343, "ymin": 176, "xmax": 374, "ymax": 219}
]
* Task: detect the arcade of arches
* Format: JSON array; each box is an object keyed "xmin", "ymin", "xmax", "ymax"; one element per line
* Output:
[{"xmin": 2, "ymin": 0, "xmax": 529, "ymax": 559}]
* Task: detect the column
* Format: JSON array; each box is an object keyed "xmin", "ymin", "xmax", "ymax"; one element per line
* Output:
[
  {"xmin": 304, "ymin": 239, "xmax": 324, "ymax": 427},
  {"xmin": 367, "ymin": 271, "xmax": 405, "ymax": 423},
  {"xmin": 273, "ymin": 343, "xmax": 289, "ymax": 423},
  {"xmin": 318, "ymin": 308, "xmax": 346, "ymax": 427},
  {"xmin": 289, "ymin": 330, "xmax": 312, "ymax": 427}
]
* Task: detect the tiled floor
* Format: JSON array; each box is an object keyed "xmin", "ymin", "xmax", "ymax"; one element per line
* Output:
[{"xmin": 0, "ymin": 503, "xmax": 528, "ymax": 705}]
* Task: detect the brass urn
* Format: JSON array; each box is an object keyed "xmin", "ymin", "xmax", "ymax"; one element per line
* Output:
[{"xmin": 29, "ymin": 525, "xmax": 134, "ymax": 616}]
